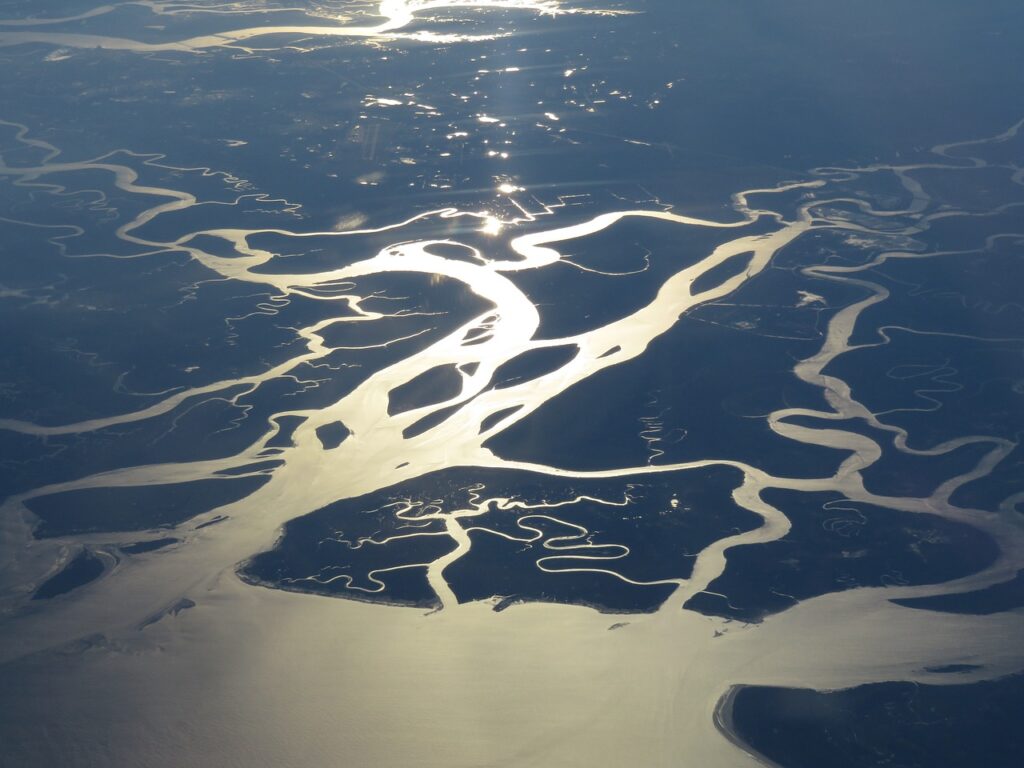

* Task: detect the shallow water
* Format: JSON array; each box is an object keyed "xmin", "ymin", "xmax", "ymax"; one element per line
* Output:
[{"xmin": 1, "ymin": 2, "xmax": 1023, "ymax": 766}]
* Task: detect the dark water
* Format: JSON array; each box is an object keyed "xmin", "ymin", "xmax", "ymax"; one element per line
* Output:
[{"xmin": 0, "ymin": 2, "xmax": 1023, "ymax": 766}]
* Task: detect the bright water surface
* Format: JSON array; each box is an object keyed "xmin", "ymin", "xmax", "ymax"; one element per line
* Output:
[{"xmin": 1, "ymin": 2, "xmax": 1023, "ymax": 766}]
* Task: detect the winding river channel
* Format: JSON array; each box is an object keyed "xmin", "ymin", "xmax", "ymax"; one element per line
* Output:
[{"xmin": 1, "ymin": 2, "xmax": 1023, "ymax": 766}]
